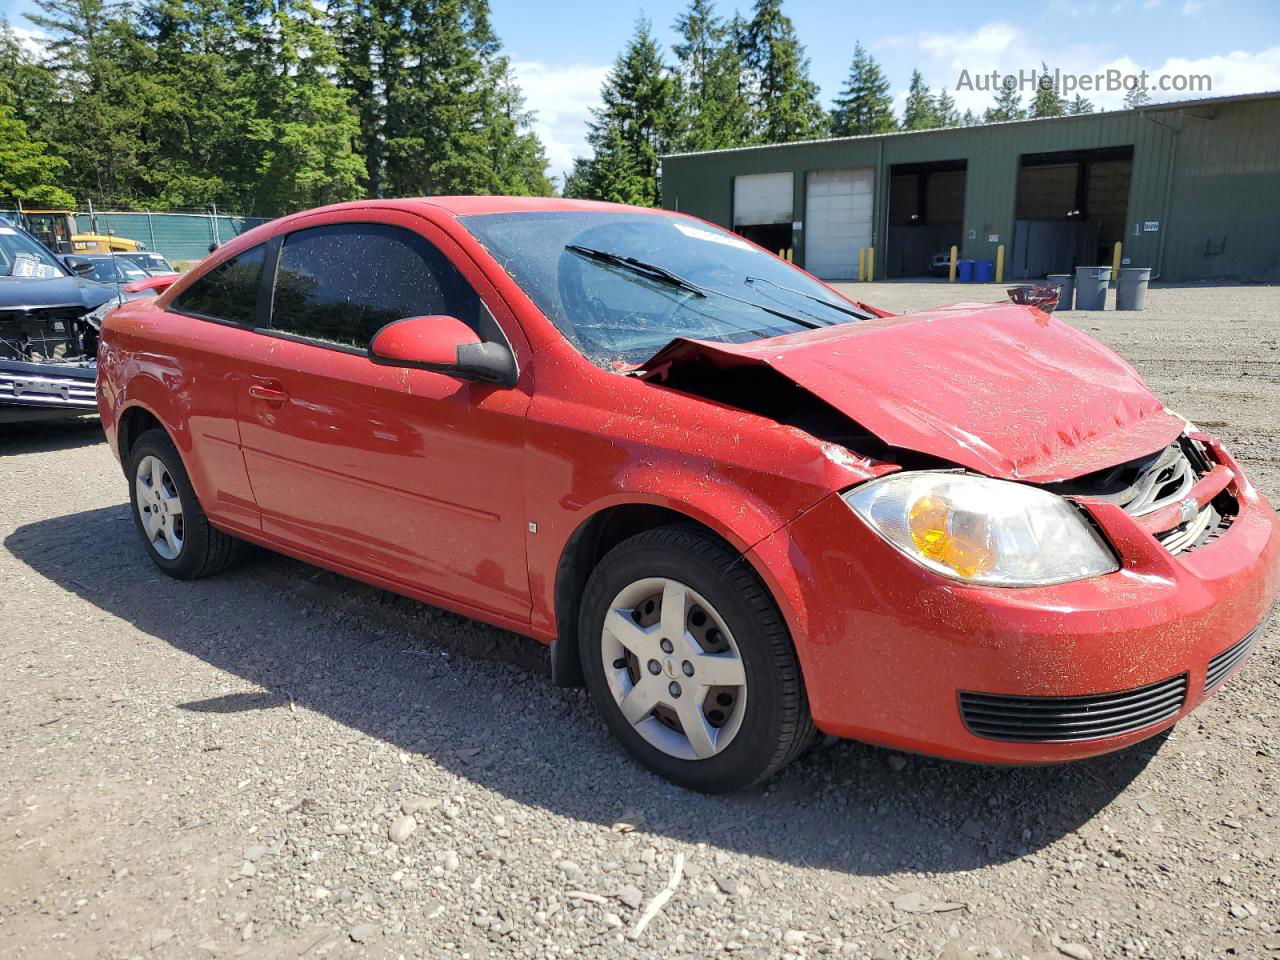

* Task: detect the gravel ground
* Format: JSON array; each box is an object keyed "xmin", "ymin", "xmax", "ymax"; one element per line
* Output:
[{"xmin": 2, "ymin": 282, "xmax": 1278, "ymax": 960}]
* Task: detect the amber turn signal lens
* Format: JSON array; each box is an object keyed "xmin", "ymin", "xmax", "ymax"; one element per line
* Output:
[{"xmin": 907, "ymin": 494, "xmax": 996, "ymax": 579}]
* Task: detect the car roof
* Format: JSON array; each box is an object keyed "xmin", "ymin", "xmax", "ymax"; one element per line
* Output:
[{"xmin": 282, "ymin": 196, "xmax": 675, "ymax": 219}]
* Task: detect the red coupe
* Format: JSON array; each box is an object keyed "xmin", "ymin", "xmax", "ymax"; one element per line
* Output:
[{"xmin": 97, "ymin": 198, "xmax": 1279, "ymax": 792}]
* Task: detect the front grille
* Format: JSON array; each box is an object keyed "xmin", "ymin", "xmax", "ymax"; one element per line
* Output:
[
  {"xmin": 1050, "ymin": 436, "xmax": 1238, "ymax": 557},
  {"xmin": 1206, "ymin": 616, "xmax": 1269, "ymax": 692},
  {"xmin": 959, "ymin": 674, "xmax": 1187, "ymax": 743}
]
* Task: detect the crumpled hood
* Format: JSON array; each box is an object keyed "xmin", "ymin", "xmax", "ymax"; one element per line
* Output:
[
  {"xmin": 640, "ymin": 302, "xmax": 1185, "ymax": 483},
  {"xmin": 0, "ymin": 274, "xmax": 115, "ymax": 313}
]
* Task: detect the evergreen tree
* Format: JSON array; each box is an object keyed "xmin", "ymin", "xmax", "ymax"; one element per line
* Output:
[
  {"xmin": 934, "ymin": 87, "xmax": 960, "ymax": 127},
  {"xmin": 1028, "ymin": 62, "xmax": 1065, "ymax": 118},
  {"xmin": 561, "ymin": 157, "xmax": 595, "ymax": 200},
  {"xmin": 983, "ymin": 80, "xmax": 1023, "ymax": 123},
  {"xmin": 481, "ymin": 58, "xmax": 554, "ymax": 196},
  {"xmin": 0, "ymin": 72, "xmax": 75, "ymax": 206},
  {"xmin": 1067, "ymin": 94, "xmax": 1095, "ymax": 115},
  {"xmin": 1123, "ymin": 83, "xmax": 1152, "ymax": 108},
  {"xmin": 743, "ymin": 0, "xmax": 826, "ymax": 143},
  {"xmin": 25, "ymin": 0, "xmax": 149, "ymax": 205},
  {"xmin": 0, "ymin": 20, "xmax": 59, "ymax": 137},
  {"xmin": 830, "ymin": 42, "xmax": 895, "ymax": 136},
  {"xmin": 335, "ymin": 0, "xmax": 551, "ymax": 199},
  {"xmin": 901, "ymin": 70, "xmax": 939, "ymax": 130},
  {"xmin": 332, "ymin": 0, "xmax": 388, "ymax": 196},
  {"xmin": 139, "ymin": 0, "xmax": 267, "ymax": 210},
  {"xmin": 961, "ymin": 108, "xmax": 978, "ymax": 126},
  {"xmin": 581, "ymin": 124, "xmax": 648, "ymax": 204},
  {"xmin": 249, "ymin": 0, "xmax": 366, "ymax": 213},
  {"xmin": 381, "ymin": 0, "xmax": 493, "ymax": 195},
  {"xmin": 4, "ymin": 0, "xmax": 555, "ymax": 213},
  {"xmin": 671, "ymin": 0, "xmax": 751, "ymax": 152},
  {"xmin": 574, "ymin": 17, "xmax": 677, "ymax": 206}
]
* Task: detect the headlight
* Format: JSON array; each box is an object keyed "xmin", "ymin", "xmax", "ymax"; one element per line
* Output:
[{"xmin": 842, "ymin": 472, "xmax": 1118, "ymax": 587}]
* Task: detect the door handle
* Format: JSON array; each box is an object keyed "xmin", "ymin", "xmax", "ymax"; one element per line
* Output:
[{"xmin": 248, "ymin": 379, "xmax": 288, "ymax": 404}]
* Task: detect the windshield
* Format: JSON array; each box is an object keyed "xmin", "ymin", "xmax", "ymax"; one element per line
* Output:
[
  {"xmin": 459, "ymin": 211, "xmax": 865, "ymax": 368},
  {"xmin": 0, "ymin": 224, "xmax": 67, "ymax": 279},
  {"xmin": 89, "ymin": 258, "xmax": 149, "ymax": 283},
  {"xmin": 125, "ymin": 253, "xmax": 174, "ymax": 272}
]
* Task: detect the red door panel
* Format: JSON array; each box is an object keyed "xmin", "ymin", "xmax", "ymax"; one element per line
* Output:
[
  {"xmin": 236, "ymin": 343, "xmax": 531, "ymax": 618},
  {"xmin": 229, "ymin": 209, "xmax": 536, "ymax": 622}
]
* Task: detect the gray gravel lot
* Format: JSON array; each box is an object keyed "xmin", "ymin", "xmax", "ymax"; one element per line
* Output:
[{"xmin": 2, "ymin": 281, "xmax": 1278, "ymax": 960}]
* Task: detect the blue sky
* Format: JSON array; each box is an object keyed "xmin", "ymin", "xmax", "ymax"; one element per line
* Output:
[{"xmin": 4, "ymin": 0, "xmax": 1279, "ymax": 179}]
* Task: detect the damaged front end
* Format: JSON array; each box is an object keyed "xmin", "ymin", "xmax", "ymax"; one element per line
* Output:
[
  {"xmin": 0, "ymin": 302, "xmax": 101, "ymax": 423},
  {"xmin": 1047, "ymin": 433, "xmax": 1241, "ymax": 557},
  {"xmin": 635, "ymin": 302, "xmax": 1189, "ymax": 485}
]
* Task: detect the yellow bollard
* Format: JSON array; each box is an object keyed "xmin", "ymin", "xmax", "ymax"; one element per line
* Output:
[
  {"xmin": 1111, "ymin": 241, "xmax": 1123, "ymax": 286},
  {"xmin": 949, "ymin": 245, "xmax": 958, "ymax": 283},
  {"xmin": 785, "ymin": 247, "xmax": 794, "ymax": 263},
  {"xmin": 858, "ymin": 247, "xmax": 867, "ymax": 282},
  {"xmin": 995, "ymin": 244, "xmax": 1005, "ymax": 284},
  {"xmin": 866, "ymin": 247, "xmax": 875, "ymax": 282}
]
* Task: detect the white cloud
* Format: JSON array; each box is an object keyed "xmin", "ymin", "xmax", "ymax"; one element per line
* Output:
[
  {"xmin": 10, "ymin": 24, "xmax": 47, "ymax": 57},
  {"xmin": 903, "ymin": 20, "xmax": 1280, "ymax": 114},
  {"xmin": 511, "ymin": 60, "xmax": 610, "ymax": 186}
]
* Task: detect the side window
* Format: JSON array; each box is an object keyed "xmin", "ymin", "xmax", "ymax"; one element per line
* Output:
[
  {"xmin": 173, "ymin": 244, "xmax": 266, "ymax": 325},
  {"xmin": 270, "ymin": 223, "xmax": 481, "ymax": 350}
]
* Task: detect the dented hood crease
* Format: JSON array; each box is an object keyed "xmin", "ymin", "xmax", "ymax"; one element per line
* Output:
[{"xmin": 640, "ymin": 302, "xmax": 1185, "ymax": 484}]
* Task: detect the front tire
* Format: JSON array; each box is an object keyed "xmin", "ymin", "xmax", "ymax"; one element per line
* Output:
[
  {"xmin": 127, "ymin": 428, "xmax": 243, "ymax": 579},
  {"xmin": 579, "ymin": 525, "xmax": 815, "ymax": 792}
]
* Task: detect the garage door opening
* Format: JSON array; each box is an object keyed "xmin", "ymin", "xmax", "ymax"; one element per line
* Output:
[
  {"xmin": 1012, "ymin": 146, "xmax": 1133, "ymax": 279},
  {"xmin": 733, "ymin": 172, "xmax": 795, "ymax": 256},
  {"xmin": 886, "ymin": 160, "xmax": 967, "ymax": 278}
]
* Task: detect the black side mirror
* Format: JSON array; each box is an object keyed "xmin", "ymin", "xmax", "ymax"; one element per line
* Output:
[{"xmin": 62, "ymin": 255, "xmax": 95, "ymax": 278}]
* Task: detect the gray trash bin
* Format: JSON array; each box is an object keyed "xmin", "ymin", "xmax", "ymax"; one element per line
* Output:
[
  {"xmin": 1046, "ymin": 273, "xmax": 1074, "ymax": 311},
  {"xmin": 1074, "ymin": 266, "xmax": 1111, "ymax": 311},
  {"xmin": 1116, "ymin": 267, "xmax": 1152, "ymax": 311}
]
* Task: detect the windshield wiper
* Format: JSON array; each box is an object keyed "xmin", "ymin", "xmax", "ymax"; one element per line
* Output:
[
  {"xmin": 565, "ymin": 244, "xmax": 706, "ymax": 298},
  {"xmin": 565, "ymin": 244, "xmax": 825, "ymax": 331},
  {"xmin": 745, "ymin": 276, "xmax": 871, "ymax": 321}
]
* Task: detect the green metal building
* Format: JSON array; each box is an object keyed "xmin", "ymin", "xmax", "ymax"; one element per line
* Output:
[{"xmin": 660, "ymin": 91, "xmax": 1280, "ymax": 283}]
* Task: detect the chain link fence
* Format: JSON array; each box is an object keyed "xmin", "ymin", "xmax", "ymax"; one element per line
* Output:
[{"xmin": 1, "ymin": 209, "xmax": 272, "ymax": 265}]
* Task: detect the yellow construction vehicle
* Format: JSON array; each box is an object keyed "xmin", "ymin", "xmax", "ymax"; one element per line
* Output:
[{"xmin": 17, "ymin": 210, "xmax": 144, "ymax": 255}]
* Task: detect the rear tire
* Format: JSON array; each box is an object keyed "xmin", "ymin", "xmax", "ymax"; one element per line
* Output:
[
  {"xmin": 127, "ymin": 428, "xmax": 244, "ymax": 579},
  {"xmin": 579, "ymin": 524, "xmax": 815, "ymax": 792}
]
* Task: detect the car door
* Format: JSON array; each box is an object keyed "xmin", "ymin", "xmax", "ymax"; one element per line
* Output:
[
  {"xmin": 234, "ymin": 212, "xmax": 533, "ymax": 622},
  {"xmin": 158, "ymin": 241, "xmax": 271, "ymax": 531}
]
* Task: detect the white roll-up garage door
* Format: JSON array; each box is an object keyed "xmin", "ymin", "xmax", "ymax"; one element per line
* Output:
[
  {"xmin": 804, "ymin": 168, "xmax": 874, "ymax": 280},
  {"xmin": 733, "ymin": 172, "xmax": 794, "ymax": 226}
]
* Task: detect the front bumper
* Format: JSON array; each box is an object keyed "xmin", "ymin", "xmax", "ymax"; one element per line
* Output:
[
  {"xmin": 0, "ymin": 359, "xmax": 98, "ymax": 423},
  {"xmin": 749, "ymin": 443, "xmax": 1280, "ymax": 764}
]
